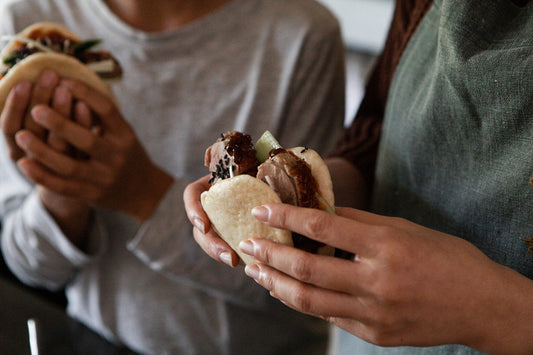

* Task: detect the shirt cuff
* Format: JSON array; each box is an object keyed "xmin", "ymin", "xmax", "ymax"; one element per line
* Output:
[{"xmin": 23, "ymin": 191, "xmax": 107, "ymax": 266}]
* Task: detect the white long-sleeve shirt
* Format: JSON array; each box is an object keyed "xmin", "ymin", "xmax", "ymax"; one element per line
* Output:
[{"xmin": 0, "ymin": 0, "xmax": 346, "ymax": 354}]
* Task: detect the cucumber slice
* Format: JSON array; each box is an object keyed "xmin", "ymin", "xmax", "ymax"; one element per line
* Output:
[
  {"xmin": 255, "ymin": 130, "xmax": 282, "ymax": 163},
  {"xmin": 72, "ymin": 39, "xmax": 102, "ymax": 53}
]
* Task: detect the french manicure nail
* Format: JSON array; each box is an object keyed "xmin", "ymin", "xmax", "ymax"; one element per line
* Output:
[
  {"xmin": 239, "ymin": 240, "xmax": 254, "ymax": 256},
  {"xmin": 219, "ymin": 252, "xmax": 234, "ymax": 267},
  {"xmin": 251, "ymin": 206, "xmax": 269, "ymax": 221},
  {"xmin": 244, "ymin": 264, "xmax": 260, "ymax": 279}
]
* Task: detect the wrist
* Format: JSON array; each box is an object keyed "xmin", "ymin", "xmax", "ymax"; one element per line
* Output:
[
  {"xmin": 127, "ymin": 166, "xmax": 173, "ymax": 221},
  {"xmin": 38, "ymin": 187, "xmax": 92, "ymax": 248}
]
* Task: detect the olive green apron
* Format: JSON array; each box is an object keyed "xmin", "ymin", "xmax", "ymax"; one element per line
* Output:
[{"xmin": 338, "ymin": 0, "xmax": 532, "ymax": 353}]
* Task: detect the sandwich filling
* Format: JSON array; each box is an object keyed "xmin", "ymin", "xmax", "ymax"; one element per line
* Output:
[
  {"xmin": 205, "ymin": 131, "xmax": 325, "ymax": 253},
  {"xmin": 0, "ymin": 29, "xmax": 122, "ymax": 80}
]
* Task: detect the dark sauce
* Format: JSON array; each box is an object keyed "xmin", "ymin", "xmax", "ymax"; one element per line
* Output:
[{"xmin": 225, "ymin": 131, "xmax": 256, "ymax": 166}]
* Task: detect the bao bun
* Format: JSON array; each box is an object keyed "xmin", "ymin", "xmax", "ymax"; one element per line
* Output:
[
  {"xmin": 0, "ymin": 22, "xmax": 118, "ymax": 112},
  {"xmin": 201, "ymin": 145, "xmax": 335, "ymax": 265}
]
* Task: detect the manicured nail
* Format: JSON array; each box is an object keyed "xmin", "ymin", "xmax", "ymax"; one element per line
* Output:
[
  {"xmin": 244, "ymin": 264, "xmax": 260, "ymax": 279},
  {"xmin": 192, "ymin": 217, "xmax": 206, "ymax": 234},
  {"xmin": 239, "ymin": 240, "xmax": 254, "ymax": 256},
  {"xmin": 251, "ymin": 206, "xmax": 269, "ymax": 221},
  {"xmin": 219, "ymin": 252, "xmax": 234, "ymax": 267}
]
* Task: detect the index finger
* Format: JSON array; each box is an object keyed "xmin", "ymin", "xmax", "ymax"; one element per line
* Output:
[
  {"xmin": 253, "ymin": 204, "xmax": 376, "ymax": 256},
  {"xmin": 58, "ymin": 79, "xmax": 124, "ymax": 133}
]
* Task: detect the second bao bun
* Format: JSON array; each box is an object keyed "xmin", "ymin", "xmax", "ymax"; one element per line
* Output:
[
  {"xmin": 201, "ymin": 131, "xmax": 335, "ymax": 265},
  {"xmin": 0, "ymin": 22, "xmax": 121, "ymax": 111}
]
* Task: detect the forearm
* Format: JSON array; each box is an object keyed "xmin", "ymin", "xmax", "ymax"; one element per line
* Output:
[
  {"xmin": 127, "ymin": 165, "xmax": 174, "ymax": 221},
  {"xmin": 38, "ymin": 187, "xmax": 92, "ymax": 249},
  {"xmin": 326, "ymin": 157, "xmax": 369, "ymax": 209}
]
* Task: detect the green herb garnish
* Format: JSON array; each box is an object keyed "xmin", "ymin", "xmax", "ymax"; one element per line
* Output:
[
  {"xmin": 2, "ymin": 55, "xmax": 17, "ymax": 66},
  {"xmin": 72, "ymin": 39, "xmax": 102, "ymax": 53}
]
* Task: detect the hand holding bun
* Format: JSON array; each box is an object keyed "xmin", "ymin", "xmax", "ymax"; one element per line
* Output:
[{"xmin": 201, "ymin": 131, "xmax": 336, "ymax": 264}]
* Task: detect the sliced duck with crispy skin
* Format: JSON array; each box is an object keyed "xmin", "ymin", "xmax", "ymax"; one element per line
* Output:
[{"xmin": 205, "ymin": 131, "xmax": 258, "ymax": 184}]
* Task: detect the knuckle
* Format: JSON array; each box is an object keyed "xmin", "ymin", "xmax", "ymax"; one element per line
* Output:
[
  {"xmin": 304, "ymin": 212, "xmax": 331, "ymax": 238},
  {"xmin": 290, "ymin": 284, "xmax": 313, "ymax": 313},
  {"xmin": 290, "ymin": 255, "xmax": 314, "ymax": 283}
]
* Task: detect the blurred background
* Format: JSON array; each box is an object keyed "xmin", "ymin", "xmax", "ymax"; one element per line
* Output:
[{"xmin": 317, "ymin": 0, "xmax": 394, "ymax": 126}]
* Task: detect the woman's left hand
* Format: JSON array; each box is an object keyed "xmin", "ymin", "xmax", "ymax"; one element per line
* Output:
[{"xmin": 239, "ymin": 204, "xmax": 533, "ymax": 354}]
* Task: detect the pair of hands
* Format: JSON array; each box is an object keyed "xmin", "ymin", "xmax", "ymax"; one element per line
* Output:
[
  {"xmin": 184, "ymin": 175, "xmax": 533, "ymax": 354},
  {"xmin": 0, "ymin": 70, "xmax": 172, "ymax": 242}
]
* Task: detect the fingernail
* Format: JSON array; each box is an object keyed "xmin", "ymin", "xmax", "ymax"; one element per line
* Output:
[
  {"xmin": 251, "ymin": 206, "xmax": 269, "ymax": 221},
  {"xmin": 31, "ymin": 106, "xmax": 48, "ymax": 124},
  {"xmin": 39, "ymin": 70, "xmax": 57, "ymax": 87},
  {"xmin": 54, "ymin": 86, "xmax": 70, "ymax": 104},
  {"xmin": 15, "ymin": 81, "xmax": 31, "ymax": 95},
  {"xmin": 239, "ymin": 240, "xmax": 254, "ymax": 256},
  {"xmin": 192, "ymin": 217, "xmax": 206, "ymax": 234},
  {"xmin": 15, "ymin": 131, "xmax": 30, "ymax": 149},
  {"xmin": 244, "ymin": 264, "xmax": 260, "ymax": 279},
  {"xmin": 219, "ymin": 252, "xmax": 234, "ymax": 267}
]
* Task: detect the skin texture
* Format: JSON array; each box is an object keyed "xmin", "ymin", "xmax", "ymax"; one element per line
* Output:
[{"xmin": 183, "ymin": 160, "xmax": 533, "ymax": 354}]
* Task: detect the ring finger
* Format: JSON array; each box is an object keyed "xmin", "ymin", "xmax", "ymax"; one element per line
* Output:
[{"xmin": 246, "ymin": 262, "xmax": 362, "ymax": 319}]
